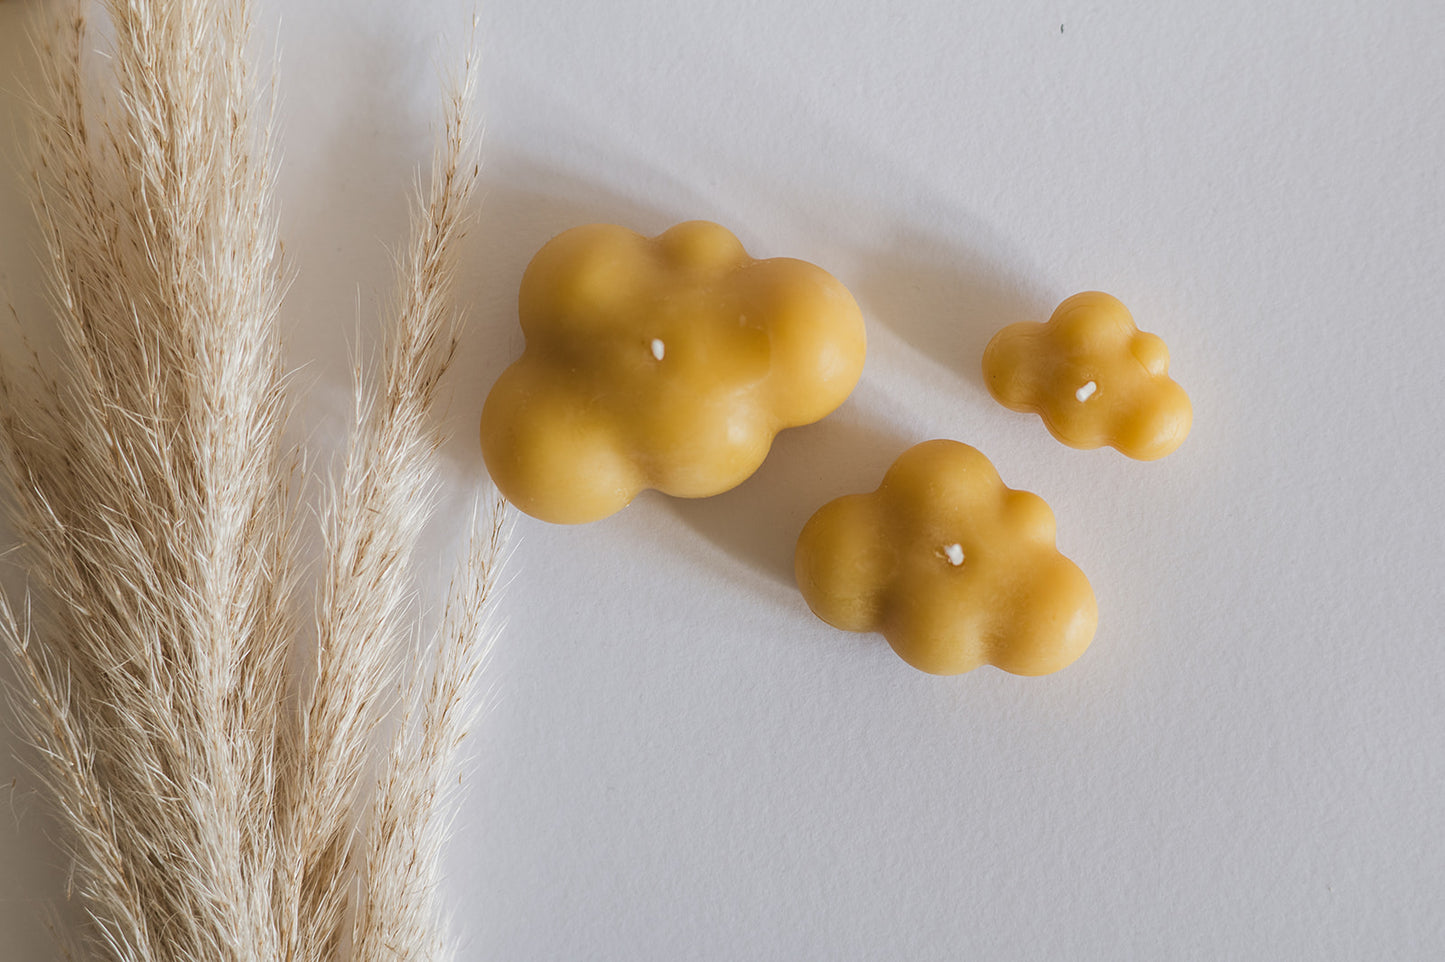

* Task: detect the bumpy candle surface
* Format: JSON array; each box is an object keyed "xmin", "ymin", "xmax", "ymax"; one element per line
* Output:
[
  {"xmin": 795, "ymin": 440, "xmax": 1097, "ymax": 676},
  {"xmin": 982, "ymin": 291, "xmax": 1192, "ymax": 460},
  {"xmin": 481, "ymin": 221, "xmax": 866, "ymax": 524}
]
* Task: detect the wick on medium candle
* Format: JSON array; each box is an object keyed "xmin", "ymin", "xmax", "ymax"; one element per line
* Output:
[
  {"xmin": 942, "ymin": 543, "xmax": 964, "ymax": 566},
  {"xmin": 650, "ymin": 338, "xmax": 666, "ymax": 361},
  {"xmin": 1075, "ymin": 380, "xmax": 1097, "ymax": 402}
]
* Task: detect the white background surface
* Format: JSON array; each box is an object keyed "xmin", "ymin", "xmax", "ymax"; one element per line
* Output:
[{"xmin": 3, "ymin": 0, "xmax": 1444, "ymax": 958}]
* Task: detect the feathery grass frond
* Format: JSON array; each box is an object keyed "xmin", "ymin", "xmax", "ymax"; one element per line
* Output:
[
  {"xmin": 354, "ymin": 496, "xmax": 508, "ymax": 962},
  {"xmin": 279, "ymin": 27, "xmax": 497, "ymax": 962},
  {"xmin": 0, "ymin": 1, "xmax": 293, "ymax": 959},
  {"xmin": 1, "ymin": 2, "xmax": 505, "ymax": 961}
]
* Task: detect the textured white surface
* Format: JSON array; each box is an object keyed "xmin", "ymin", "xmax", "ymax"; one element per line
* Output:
[{"xmin": 3, "ymin": 0, "xmax": 1444, "ymax": 958}]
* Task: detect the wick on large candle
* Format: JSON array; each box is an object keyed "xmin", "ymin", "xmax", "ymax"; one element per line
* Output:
[
  {"xmin": 1075, "ymin": 380, "xmax": 1097, "ymax": 402},
  {"xmin": 942, "ymin": 543, "xmax": 964, "ymax": 566},
  {"xmin": 650, "ymin": 338, "xmax": 666, "ymax": 361}
]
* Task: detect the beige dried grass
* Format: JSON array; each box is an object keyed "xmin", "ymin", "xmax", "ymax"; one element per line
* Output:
[
  {"xmin": 0, "ymin": 3, "xmax": 504, "ymax": 961},
  {"xmin": 282, "ymin": 33, "xmax": 498, "ymax": 962}
]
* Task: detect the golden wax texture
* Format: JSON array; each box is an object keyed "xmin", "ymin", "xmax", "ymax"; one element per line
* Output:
[
  {"xmin": 481, "ymin": 221, "xmax": 867, "ymax": 524},
  {"xmin": 982, "ymin": 292, "xmax": 1192, "ymax": 460},
  {"xmin": 794, "ymin": 440, "xmax": 1097, "ymax": 676}
]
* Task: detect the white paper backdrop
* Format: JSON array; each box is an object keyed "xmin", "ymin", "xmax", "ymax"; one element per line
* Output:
[{"xmin": 2, "ymin": 1, "xmax": 1442, "ymax": 958}]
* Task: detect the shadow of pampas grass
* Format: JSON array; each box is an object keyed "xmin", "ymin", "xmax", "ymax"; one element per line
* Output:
[{"xmin": 0, "ymin": 3, "xmax": 507, "ymax": 960}]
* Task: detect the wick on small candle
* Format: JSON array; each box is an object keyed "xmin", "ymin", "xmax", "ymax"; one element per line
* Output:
[
  {"xmin": 650, "ymin": 338, "xmax": 666, "ymax": 361},
  {"xmin": 942, "ymin": 543, "xmax": 964, "ymax": 566},
  {"xmin": 1075, "ymin": 380, "xmax": 1097, "ymax": 402}
]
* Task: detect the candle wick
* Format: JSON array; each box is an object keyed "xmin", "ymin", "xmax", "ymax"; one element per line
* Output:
[
  {"xmin": 1075, "ymin": 380, "xmax": 1097, "ymax": 402},
  {"xmin": 942, "ymin": 543, "xmax": 964, "ymax": 566},
  {"xmin": 650, "ymin": 338, "xmax": 666, "ymax": 361}
]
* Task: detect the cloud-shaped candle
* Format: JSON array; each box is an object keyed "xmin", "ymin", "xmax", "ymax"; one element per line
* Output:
[
  {"xmin": 983, "ymin": 292, "xmax": 1191, "ymax": 460},
  {"xmin": 795, "ymin": 440, "xmax": 1097, "ymax": 676},
  {"xmin": 481, "ymin": 221, "xmax": 867, "ymax": 523}
]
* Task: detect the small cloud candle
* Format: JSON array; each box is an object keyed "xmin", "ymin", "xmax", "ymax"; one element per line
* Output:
[{"xmin": 983, "ymin": 292, "xmax": 1191, "ymax": 460}]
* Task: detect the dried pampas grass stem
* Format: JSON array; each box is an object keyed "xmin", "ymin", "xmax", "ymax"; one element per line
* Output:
[
  {"xmin": 0, "ymin": 3, "xmax": 506, "ymax": 961},
  {"xmin": 286, "ymin": 31, "xmax": 497, "ymax": 962}
]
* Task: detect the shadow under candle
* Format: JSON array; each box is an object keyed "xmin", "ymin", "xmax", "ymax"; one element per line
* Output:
[
  {"xmin": 849, "ymin": 226, "xmax": 1049, "ymax": 394},
  {"xmin": 666, "ymin": 413, "xmax": 906, "ymax": 589}
]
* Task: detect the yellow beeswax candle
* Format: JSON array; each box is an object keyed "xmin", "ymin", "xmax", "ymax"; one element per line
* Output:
[
  {"xmin": 795, "ymin": 440, "xmax": 1097, "ymax": 676},
  {"xmin": 982, "ymin": 291, "xmax": 1191, "ymax": 460},
  {"xmin": 481, "ymin": 221, "xmax": 867, "ymax": 524}
]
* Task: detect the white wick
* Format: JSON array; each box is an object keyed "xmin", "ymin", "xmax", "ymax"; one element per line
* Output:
[
  {"xmin": 1075, "ymin": 380, "xmax": 1097, "ymax": 402},
  {"xmin": 650, "ymin": 338, "xmax": 666, "ymax": 361},
  {"xmin": 942, "ymin": 543, "xmax": 965, "ymax": 567}
]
